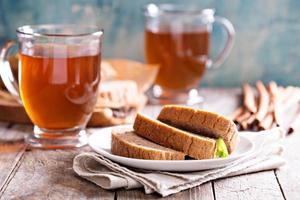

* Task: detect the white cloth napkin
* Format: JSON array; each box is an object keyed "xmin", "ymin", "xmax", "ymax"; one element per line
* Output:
[{"xmin": 73, "ymin": 128, "xmax": 286, "ymax": 197}]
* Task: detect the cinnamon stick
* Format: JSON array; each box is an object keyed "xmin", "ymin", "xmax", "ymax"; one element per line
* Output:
[
  {"xmin": 253, "ymin": 81, "xmax": 270, "ymax": 125},
  {"xmin": 267, "ymin": 81, "xmax": 278, "ymax": 126},
  {"xmin": 259, "ymin": 113, "xmax": 274, "ymax": 130},
  {"xmin": 236, "ymin": 110, "xmax": 251, "ymax": 122},
  {"xmin": 242, "ymin": 83, "xmax": 257, "ymax": 114},
  {"xmin": 0, "ymin": 98, "xmax": 19, "ymax": 106},
  {"xmin": 246, "ymin": 114, "xmax": 257, "ymax": 129},
  {"xmin": 268, "ymin": 81, "xmax": 278, "ymax": 102},
  {"xmin": 0, "ymin": 90, "xmax": 15, "ymax": 101},
  {"xmin": 235, "ymin": 82, "xmax": 300, "ymax": 132},
  {"xmin": 241, "ymin": 114, "xmax": 252, "ymax": 130},
  {"xmin": 230, "ymin": 106, "xmax": 244, "ymax": 120},
  {"xmin": 235, "ymin": 110, "xmax": 251, "ymax": 130}
]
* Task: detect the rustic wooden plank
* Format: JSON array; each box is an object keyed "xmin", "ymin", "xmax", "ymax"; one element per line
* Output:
[
  {"xmin": 274, "ymin": 129, "xmax": 300, "ymax": 199},
  {"xmin": 0, "ymin": 122, "xmax": 11, "ymax": 185},
  {"xmin": 213, "ymin": 171, "xmax": 284, "ymax": 200},
  {"xmin": 0, "ymin": 99, "xmax": 31, "ymax": 125},
  {"xmin": 0, "ymin": 124, "xmax": 30, "ymax": 196},
  {"xmin": 0, "ymin": 148, "xmax": 115, "ymax": 200},
  {"xmin": 117, "ymin": 182, "xmax": 214, "ymax": 200}
]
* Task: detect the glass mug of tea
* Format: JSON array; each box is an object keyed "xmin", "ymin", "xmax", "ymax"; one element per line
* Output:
[
  {"xmin": 0, "ymin": 25, "xmax": 103, "ymax": 148},
  {"xmin": 144, "ymin": 4, "xmax": 235, "ymax": 105}
]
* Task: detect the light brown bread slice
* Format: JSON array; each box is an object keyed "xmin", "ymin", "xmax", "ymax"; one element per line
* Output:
[
  {"xmin": 133, "ymin": 114, "xmax": 216, "ymax": 160},
  {"xmin": 157, "ymin": 105, "xmax": 239, "ymax": 153},
  {"xmin": 111, "ymin": 130, "xmax": 185, "ymax": 160}
]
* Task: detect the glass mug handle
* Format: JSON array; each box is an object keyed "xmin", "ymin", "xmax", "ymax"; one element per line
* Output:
[
  {"xmin": 207, "ymin": 16, "xmax": 235, "ymax": 69},
  {"xmin": 0, "ymin": 41, "xmax": 21, "ymax": 103}
]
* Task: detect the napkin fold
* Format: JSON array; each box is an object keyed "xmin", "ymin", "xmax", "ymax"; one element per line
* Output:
[{"xmin": 73, "ymin": 128, "xmax": 286, "ymax": 197}]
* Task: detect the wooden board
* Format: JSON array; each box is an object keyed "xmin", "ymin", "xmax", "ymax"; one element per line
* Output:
[
  {"xmin": 0, "ymin": 100, "xmax": 31, "ymax": 124},
  {"xmin": 0, "ymin": 97, "xmax": 136, "ymax": 127}
]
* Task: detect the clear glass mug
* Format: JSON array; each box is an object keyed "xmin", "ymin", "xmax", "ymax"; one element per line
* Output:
[
  {"xmin": 0, "ymin": 25, "xmax": 103, "ymax": 148},
  {"xmin": 144, "ymin": 4, "xmax": 235, "ymax": 105}
]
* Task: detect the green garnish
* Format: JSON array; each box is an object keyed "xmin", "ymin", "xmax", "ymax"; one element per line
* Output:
[{"xmin": 215, "ymin": 138, "xmax": 229, "ymax": 158}]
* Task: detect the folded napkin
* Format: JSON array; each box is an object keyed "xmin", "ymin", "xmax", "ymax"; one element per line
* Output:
[{"xmin": 73, "ymin": 128, "xmax": 286, "ymax": 197}]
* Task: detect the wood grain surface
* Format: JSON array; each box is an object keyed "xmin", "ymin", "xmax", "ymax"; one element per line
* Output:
[
  {"xmin": 0, "ymin": 149, "xmax": 115, "ymax": 200},
  {"xmin": 275, "ymin": 129, "xmax": 300, "ymax": 199},
  {"xmin": 213, "ymin": 171, "xmax": 284, "ymax": 200},
  {"xmin": 117, "ymin": 183, "xmax": 214, "ymax": 200},
  {"xmin": 0, "ymin": 124, "xmax": 29, "ymax": 197},
  {"xmin": 0, "ymin": 88, "xmax": 297, "ymax": 200}
]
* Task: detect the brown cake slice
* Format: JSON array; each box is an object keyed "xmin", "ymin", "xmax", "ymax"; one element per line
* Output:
[
  {"xmin": 111, "ymin": 130, "xmax": 185, "ymax": 160},
  {"xmin": 157, "ymin": 105, "xmax": 239, "ymax": 153},
  {"xmin": 133, "ymin": 114, "xmax": 216, "ymax": 160}
]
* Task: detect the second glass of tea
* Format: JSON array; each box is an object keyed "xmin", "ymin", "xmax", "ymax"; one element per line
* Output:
[
  {"xmin": 144, "ymin": 4, "xmax": 235, "ymax": 105},
  {"xmin": 0, "ymin": 25, "xmax": 103, "ymax": 148}
]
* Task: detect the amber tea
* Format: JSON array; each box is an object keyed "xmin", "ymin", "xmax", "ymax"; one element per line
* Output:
[
  {"xmin": 0, "ymin": 24, "xmax": 103, "ymax": 148},
  {"xmin": 19, "ymin": 47, "xmax": 101, "ymax": 130},
  {"xmin": 145, "ymin": 30, "xmax": 210, "ymax": 90},
  {"xmin": 144, "ymin": 5, "xmax": 235, "ymax": 104}
]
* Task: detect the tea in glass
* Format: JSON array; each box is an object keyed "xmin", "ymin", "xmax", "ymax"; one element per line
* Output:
[
  {"xmin": 0, "ymin": 25, "xmax": 103, "ymax": 148},
  {"xmin": 144, "ymin": 4, "xmax": 235, "ymax": 104}
]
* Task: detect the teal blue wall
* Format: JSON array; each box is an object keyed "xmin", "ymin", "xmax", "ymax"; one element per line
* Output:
[{"xmin": 0, "ymin": 0, "xmax": 299, "ymax": 87}]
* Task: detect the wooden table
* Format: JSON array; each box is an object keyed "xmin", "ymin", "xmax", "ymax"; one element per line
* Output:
[{"xmin": 0, "ymin": 88, "xmax": 298, "ymax": 200}]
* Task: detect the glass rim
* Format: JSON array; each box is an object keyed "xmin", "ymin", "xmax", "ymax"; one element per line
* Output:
[
  {"xmin": 144, "ymin": 4, "xmax": 215, "ymax": 17},
  {"xmin": 16, "ymin": 24, "xmax": 104, "ymax": 38}
]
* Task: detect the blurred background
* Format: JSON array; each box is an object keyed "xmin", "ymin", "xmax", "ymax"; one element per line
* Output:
[{"xmin": 0, "ymin": 0, "xmax": 299, "ymax": 87}]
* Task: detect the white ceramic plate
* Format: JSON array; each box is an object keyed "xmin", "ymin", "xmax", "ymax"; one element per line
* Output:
[{"xmin": 88, "ymin": 125, "xmax": 255, "ymax": 172}]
